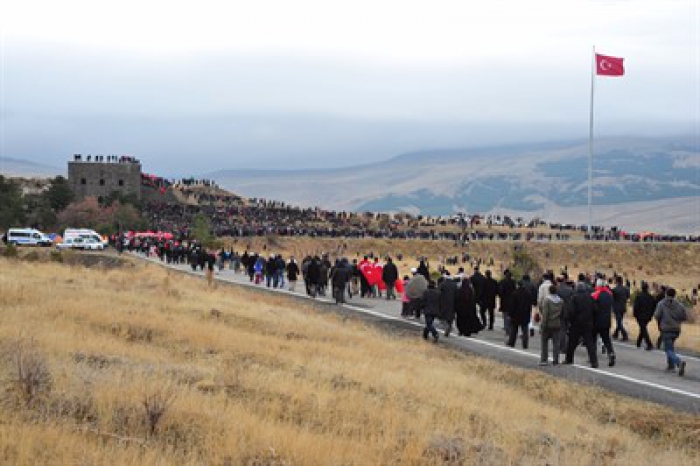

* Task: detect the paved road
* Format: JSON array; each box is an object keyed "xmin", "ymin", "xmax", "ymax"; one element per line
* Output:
[{"xmin": 140, "ymin": 256, "xmax": 700, "ymax": 413}]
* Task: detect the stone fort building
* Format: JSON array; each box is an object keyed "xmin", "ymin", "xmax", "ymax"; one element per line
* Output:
[{"xmin": 67, "ymin": 154, "xmax": 142, "ymax": 201}]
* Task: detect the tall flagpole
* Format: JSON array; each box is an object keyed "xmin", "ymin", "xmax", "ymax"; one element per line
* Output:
[{"xmin": 588, "ymin": 45, "xmax": 596, "ymax": 236}]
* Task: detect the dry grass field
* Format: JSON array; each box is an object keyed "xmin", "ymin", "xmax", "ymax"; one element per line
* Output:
[{"xmin": 0, "ymin": 253, "xmax": 699, "ymax": 465}]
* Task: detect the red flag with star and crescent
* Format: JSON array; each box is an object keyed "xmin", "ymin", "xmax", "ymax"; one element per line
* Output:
[{"xmin": 596, "ymin": 53, "xmax": 624, "ymax": 76}]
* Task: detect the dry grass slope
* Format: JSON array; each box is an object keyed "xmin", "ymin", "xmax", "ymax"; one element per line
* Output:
[{"xmin": 0, "ymin": 256, "xmax": 698, "ymax": 465}]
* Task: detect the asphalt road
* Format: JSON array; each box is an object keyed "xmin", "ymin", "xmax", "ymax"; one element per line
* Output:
[{"xmin": 139, "ymin": 255, "xmax": 700, "ymax": 413}]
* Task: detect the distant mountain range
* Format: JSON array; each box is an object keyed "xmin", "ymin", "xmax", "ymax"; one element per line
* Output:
[
  {"xmin": 0, "ymin": 157, "xmax": 60, "ymax": 178},
  {"xmin": 207, "ymin": 136, "xmax": 700, "ymax": 234}
]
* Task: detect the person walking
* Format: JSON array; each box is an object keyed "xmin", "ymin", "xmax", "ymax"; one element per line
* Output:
[
  {"xmin": 306, "ymin": 256, "xmax": 321, "ymax": 298},
  {"xmin": 498, "ymin": 270, "xmax": 516, "ymax": 334},
  {"xmin": 287, "ymin": 257, "xmax": 300, "ymax": 292},
  {"xmin": 507, "ymin": 280, "xmax": 532, "ymax": 349},
  {"xmin": 382, "ymin": 257, "xmax": 399, "ymax": 300},
  {"xmin": 633, "ymin": 282, "xmax": 655, "ymax": 350},
  {"xmin": 405, "ymin": 270, "xmax": 428, "ymax": 319},
  {"xmin": 438, "ymin": 273, "xmax": 457, "ymax": 337},
  {"xmin": 480, "ymin": 270, "xmax": 498, "ymax": 330},
  {"xmin": 564, "ymin": 283, "xmax": 599, "ymax": 368},
  {"xmin": 592, "ymin": 279, "xmax": 616, "ymax": 367},
  {"xmin": 331, "ymin": 259, "xmax": 351, "ymax": 304},
  {"xmin": 612, "ymin": 276, "xmax": 630, "ymax": 341},
  {"xmin": 654, "ymin": 288, "xmax": 688, "ymax": 376},
  {"xmin": 455, "ymin": 277, "xmax": 482, "ymax": 337},
  {"xmin": 540, "ymin": 284, "xmax": 563, "ymax": 365},
  {"xmin": 421, "ymin": 281, "xmax": 440, "ymax": 343}
]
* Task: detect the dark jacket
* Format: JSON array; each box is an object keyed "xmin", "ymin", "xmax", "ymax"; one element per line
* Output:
[
  {"xmin": 471, "ymin": 271, "xmax": 485, "ymax": 303},
  {"xmin": 498, "ymin": 276, "xmax": 516, "ymax": 314},
  {"xmin": 422, "ymin": 288, "xmax": 441, "ymax": 317},
  {"xmin": 612, "ymin": 284, "xmax": 630, "ymax": 314},
  {"xmin": 510, "ymin": 286, "xmax": 532, "ymax": 325},
  {"xmin": 382, "ymin": 262, "xmax": 399, "ymax": 285},
  {"xmin": 287, "ymin": 261, "xmax": 300, "ymax": 281},
  {"xmin": 633, "ymin": 290, "xmax": 656, "ymax": 323},
  {"xmin": 307, "ymin": 259, "xmax": 321, "ymax": 284},
  {"xmin": 417, "ymin": 262, "xmax": 430, "ymax": 281},
  {"xmin": 556, "ymin": 283, "xmax": 574, "ymax": 325},
  {"xmin": 331, "ymin": 265, "xmax": 351, "ymax": 288},
  {"xmin": 438, "ymin": 278, "xmax": 457, "ymax": 321},
  {"xmin": 481, "ymin": 276, "xmax": 498, "ymax": 309},
  {"xmin": 592, "ymin": 286, "xmax": 613, "ymax": 329},
  {"xmin": 569, "ymin": 284, "xmax": 595, "ymax": 330}
]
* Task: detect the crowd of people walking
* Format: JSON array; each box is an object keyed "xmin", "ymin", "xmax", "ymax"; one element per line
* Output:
[{"xmin": 118, "ymin": 234, "xmax": 693, "ymax": 377}]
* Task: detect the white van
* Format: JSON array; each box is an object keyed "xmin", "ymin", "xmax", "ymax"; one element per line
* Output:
[
  {"xmin": 63, "ymin": 229, "xmax": 108, "ymax": 247},
  {"xmin": 56, "ymin": 236, "xmax": 104, "ymax": 251},
  {"xmin": 2, "ymin": 228, "xmax": 53, "ymax": 247}
]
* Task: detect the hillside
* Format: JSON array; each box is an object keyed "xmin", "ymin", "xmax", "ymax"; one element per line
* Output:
[
  {"xmin": 207, "ymin": 136, "xmax": 700, "ymax": 234},
  {"xmin": 0, "ymin": 253, "xmax": 698, "ymax": 465}
]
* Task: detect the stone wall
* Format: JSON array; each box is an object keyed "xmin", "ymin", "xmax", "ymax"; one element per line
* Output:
[{"xmin": 68, "ymin": 161, "xmax": 142, "ymax": 201}]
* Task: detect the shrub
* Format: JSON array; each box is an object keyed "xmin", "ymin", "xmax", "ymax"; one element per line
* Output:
[
  {"xmin": 23, "ymin": 250, "xmax": 40, "ymax": 262},
  {"xmin": 2, "ymin": 244, "xmax": 18, "ymax": 258},
  {"xmin": 0, "ymin": 339, "xmax": 53, "ymax": 409},
  {"xmin": 510, "ymin": 249, "xmax": 542, "ymax": 281},
  {"xmin": 142, "ymin": 389, "xmax": 175, "ymax": 437}
]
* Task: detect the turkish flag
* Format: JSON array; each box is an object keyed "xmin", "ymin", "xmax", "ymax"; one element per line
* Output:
[{"xmin": 596, "ymin": 53, "xmax": 624, "ymax": 76}]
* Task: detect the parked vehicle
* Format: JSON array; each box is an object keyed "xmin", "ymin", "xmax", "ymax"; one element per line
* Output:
[
  {"xmin": 63, "ymin": 229, "xmax": 108, "ymax": 247},
  {"xmin": 1, "ymin": 228, "xmax": 53, "ymax": 247},
  {"xmin": 56, "ymin": 236, "xmax": 104, "ymax": 251}
]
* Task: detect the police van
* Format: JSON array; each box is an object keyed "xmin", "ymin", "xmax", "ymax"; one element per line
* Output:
[{"xmin": 2, "ymin": 228, "xmax": 53, "ymax": 247}]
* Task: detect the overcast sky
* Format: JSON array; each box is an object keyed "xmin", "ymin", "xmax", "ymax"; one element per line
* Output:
[{"xmin": 1, "ymin": 0, "xmax": 698, "ymax": 175}]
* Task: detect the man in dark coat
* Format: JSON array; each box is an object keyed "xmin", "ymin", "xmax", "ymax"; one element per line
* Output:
[
  {"xmin": 382, "ymin": 257, "xmax": 399, "ymax": 300},
  {"xmin": 471, "ymin": 266, "xmax": 485, "ymax": 311},
  {"xmin": 417, "ymin": 260, "xmax": 430, "ymax": 281},
  {"xmin": 286, "ymin": 258, "xmax": 300, "ymax": 292},
  {"xmin": 507, "ymin": 280, "xmax": 532, "ymax": 349},
  {"xmin": 592, "ymin": 279, "xmax": 616, "ymax": 367},
  {"xmin": 498, "ymin": 270, "xmax": 516, "ymax": 334},
  {"xmin": 438, "ymin": 274, "xmax": 457, "ymax": 337},
  {"xmin": 480, "ymin": 270, "xmax": 498, "ymax": 330},
  {"xmin": 555, "ymin": 276, "xmax": 575, "ymax": 354},
  {"xmin": 331, "ymin": 259, "xmax": 351, "ymax": 304},
  {"xmin": 612, "ymin": 276, "xmax": 630, "ymax": 341},
  {"xmin": 306, "ymin": 257, "xmax": 321, "ymax": 298},
  {"xmin": 421, "ymin": 281, "xmax": 440, "ymax": 343},
  {"xmin": 564, "ymin": 283, "xmax": 599, "ymax": 368},
  {"xmin": 633, "ymin": 282, "xmax": 656, "ymax": 350}
]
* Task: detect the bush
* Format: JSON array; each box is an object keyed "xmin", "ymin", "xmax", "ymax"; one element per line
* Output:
[
  {"xmin": 2, "ymin": 244, "xmax": 18, "ymax": 258},
  {"xmin": 23, "ymin": 250, "xmax": 40, "ymax": 262},
  {"xmin": 142, "ymin": 389, "xmax": 175, "ymax": 437},
  {"xmin": 510, "ymin": 249, "xmax": 542, "ymax": 281},
  {"xmin": 0, "ymin": 339, "xmax": 53, "ymax": 409},
  {"xmin": 49, "ymin": 251, "xmax": 64, "ymax": 263}
]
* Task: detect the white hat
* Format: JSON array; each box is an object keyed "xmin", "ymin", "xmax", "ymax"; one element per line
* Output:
[{"xmin": 411, "ymin": 267, "xmax": 418, "ymax": 273}]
